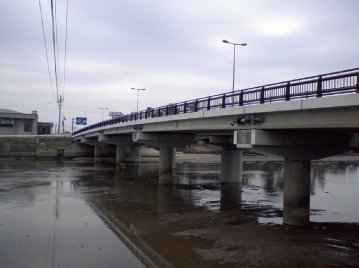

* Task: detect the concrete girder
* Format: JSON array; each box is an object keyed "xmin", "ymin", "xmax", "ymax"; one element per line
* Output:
[
  {"xmin": 208, "ymin": 135, "xmax": 236, "ymax": 150},
  {"xmin": 235, "ymin": 129, "xmax": 356, "ymax": 160},
  {"xmin": 80, "ymin": 137, "xmax": 100, "ymax": 146},
  {"xmin": 98, "ymin": 134, "xmax": 133, "ymax": 145},
  {"xmin": 132, "ymin": 132, "xmax": 197, "ymax": 148}
]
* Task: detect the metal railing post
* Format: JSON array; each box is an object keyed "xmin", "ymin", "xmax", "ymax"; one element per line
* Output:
[
  {"xmin": 285, "ymin": 82, "xmax": 291, "ymax": 101},
  {"xmin": 239, "ymin": 91, "xmax": 244, "ymax": 106},
  {"xmin": 207, "ymin": 97, "xmax": 211, "ymax": 110},
  {"xmin": 184, "ymin": 102, "xmax": 187, "ymax": 113},
  {"xmin": 317, "ymin": 76, "xmax": 323, "ymax": 97},
  {"xmin": 194, "ymin": 99, "xmax": 198, "ymax": 112},
  {"xmin": 222, "ymin": 94, "xmax": 226, "ymax": 108},
  {"xmin": 260, "ymin": 86, "xmax": 265, "ymax": 104},
  {"xmin": 357, "ymin": 73, "xmax": 359, "ymax": 93},
  {"xmin": 174, "ymin": 104, "xmax": 178, "ymax": 114}
]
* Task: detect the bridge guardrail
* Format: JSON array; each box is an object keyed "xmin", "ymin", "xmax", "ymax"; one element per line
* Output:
[{"xmin": 73, "ymin": 68, "xmax": 359, "ymax": 136}]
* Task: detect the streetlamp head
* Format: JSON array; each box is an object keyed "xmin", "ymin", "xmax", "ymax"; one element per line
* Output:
[
  {"xmin": 222, "ymin": 40, "xmax": 229, "ymax": 43},
  {"xmin": 240, "ymin": 43, "xmax": 247, "ymax": 46}
]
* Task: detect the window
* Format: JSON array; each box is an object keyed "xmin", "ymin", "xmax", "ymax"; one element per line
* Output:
[
  {"xmin": 24, "ymin": 120, "xmax": 32, "ymax": 132},
  {"xmin": 0, "ymin": 118, "xmax": 15, "ymax": 127}
]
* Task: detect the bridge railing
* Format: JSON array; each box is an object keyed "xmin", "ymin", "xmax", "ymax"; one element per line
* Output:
[{"xmin": 73, "ymin": 68, "xmax": 359, "ymax": 136}]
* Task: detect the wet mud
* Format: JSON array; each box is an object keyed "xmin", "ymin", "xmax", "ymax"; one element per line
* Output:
[{"xmin": 0, "ymin": 158, "xmax": 359, "ymax": 267}]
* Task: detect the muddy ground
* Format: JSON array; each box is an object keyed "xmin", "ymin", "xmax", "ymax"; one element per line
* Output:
[{"xmin": 95, "ymin": 184, "xmax": 359, "ymax": 268}]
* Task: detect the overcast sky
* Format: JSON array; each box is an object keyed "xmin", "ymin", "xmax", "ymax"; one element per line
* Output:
[{"xmin": 1, "ymin": 0, "xmax": 359, "ymax": 132}]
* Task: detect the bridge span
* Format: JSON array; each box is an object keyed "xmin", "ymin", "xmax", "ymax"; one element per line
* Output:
[{"xmin": 73, "ymin": 68, "xmax": 359, "ymax": 226}]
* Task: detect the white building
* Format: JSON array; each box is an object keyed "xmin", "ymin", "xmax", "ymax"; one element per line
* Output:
[{"xmin": 0, "ymin": 109, "xmax": 38, "ymax": 135}]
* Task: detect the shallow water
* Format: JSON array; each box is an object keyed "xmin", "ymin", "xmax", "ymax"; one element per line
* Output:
[{"xmin": 0, "ymin": 159, "xmax": 358, "ymax": 267}]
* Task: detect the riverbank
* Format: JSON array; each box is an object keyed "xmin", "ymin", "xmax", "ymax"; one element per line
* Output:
[{"xmin": 0, "ymin": 136, "xmax": 92, "ymax": 159}]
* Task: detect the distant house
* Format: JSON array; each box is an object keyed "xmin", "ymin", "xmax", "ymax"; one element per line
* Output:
[
  {"xmin": 37, "ymin": 122, "xmax": 54, "ymax": 135},
  {"xmin": 0, "ymin": 109, "xmax": 53, "ymax": 135}
]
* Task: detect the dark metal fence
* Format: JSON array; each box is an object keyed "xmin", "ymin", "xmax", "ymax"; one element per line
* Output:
[{"xmin": 73, "ymin": 68, "xmax": 359, "ymax": 136}]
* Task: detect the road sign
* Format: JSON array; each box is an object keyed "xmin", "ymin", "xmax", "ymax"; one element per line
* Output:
[{"xmin": 76, "ymin": 117, "xmax": 87, "ymax": 125}]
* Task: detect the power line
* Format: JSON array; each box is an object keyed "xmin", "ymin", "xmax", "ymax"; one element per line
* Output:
[
  {"xmin": 62, "ymin": 0, "xmax": 69, "ymax": 96},
  {"xmin": 1, "ymin": 101, "xmax": 57, "ymax": 108},
  {"xmin": 54, "ymin": 0, "xmax": 60, "ymax": 93},
  {"xmin": 50, "ymin": 0, "xmax": 59, "ymax": 101},
  {"xmin": 38, "ymin": 0, "xmax": 55, "ymax": 100},
  {"xmin": 39, "ymin": 0, "xmax": 70, "ymax": 134}
]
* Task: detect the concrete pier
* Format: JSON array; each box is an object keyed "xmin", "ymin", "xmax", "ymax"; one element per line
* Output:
[
  {"xmin": 129, "ymin": 146, "xmax": 141, "ymax": 163},
  {"xmin": 159, "ymin": 147, "xmax": 176, "ymax": 177},
  {"xmin": 283, "ymin": 159, "xmax": 311, "ymax": 225},
  {"xmin": 116, "ymin": 146, "xmax": 125, "ymax": 168},
  {"xmin": 220, "ymin": 150, "xmax": 243, "ymax": 182},
  {"xmin": 94, "ymin": 145, "xmax": 103, "ymax": 164}
]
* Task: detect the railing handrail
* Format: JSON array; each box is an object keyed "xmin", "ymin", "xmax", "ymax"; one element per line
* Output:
[{"xmin": 73, "ymin": 67, "xmax": 359, "ymax": 136}]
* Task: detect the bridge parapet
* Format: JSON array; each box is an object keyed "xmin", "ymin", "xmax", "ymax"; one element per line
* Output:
[{"xmin": 73, "ymin": 68, "xmax": 359, "ymax": 137}]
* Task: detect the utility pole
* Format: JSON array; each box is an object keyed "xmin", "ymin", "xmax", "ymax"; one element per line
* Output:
[
  {"xmin": 57, "ymin": 95, "xmax": 64, "ymax": 134},
  {"xmin": 72, "ymin": 118, "xmax": 75, "ymax": 133}
]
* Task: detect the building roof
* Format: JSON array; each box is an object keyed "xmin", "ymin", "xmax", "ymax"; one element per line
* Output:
[
  {"xmin": 0, "ymin": 108, "xmax": 22, "ymax": 114},
  {"xmin": 0, "ymin": 108, "xmax": 37, "ymax": 120}
]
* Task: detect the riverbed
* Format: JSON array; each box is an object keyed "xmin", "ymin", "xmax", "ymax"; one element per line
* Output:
[{"xmin": 0, "ymin": 158, "xmax": 358, "ymax": 267}]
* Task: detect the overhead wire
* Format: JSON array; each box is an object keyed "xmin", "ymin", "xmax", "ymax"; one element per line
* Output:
[
  {"xmin": 62, "ymin": 0, "xmax": 69, "ymax": 97},
  {"xmin": 2, "ymin": 102, "xmax": 57, "ymax": 108},
  {"xmin": 50, "ymin": 0, "xmax": 59, "ymax": 101},
  {"xmin": 54, "ymin": 0, "xmax": 60, "ymax": 93},
  {"xmin": 38, "ymin": 0, "xmax": 55, "ymax": 100},
  {"xmin": 39, "ymin": 0, "xmax": 70, "ymax": 133}
]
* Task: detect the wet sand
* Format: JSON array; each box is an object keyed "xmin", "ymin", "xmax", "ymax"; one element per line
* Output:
[
  {"xmin": 93, "ymin": 189, "xmax": 359, "ymax": 267},
  {"xmin": 1, "ymin": 157, "xmax": 359, "ymax": 267}
]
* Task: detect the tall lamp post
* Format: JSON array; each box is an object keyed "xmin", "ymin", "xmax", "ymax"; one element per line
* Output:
[
  {"xmin": 222, "ymin": 40, "xmax": 247, "ymax": 93},
  {"xmin": 98, "ymin": 107, "xmax": 109, "ymax": 121},
  {"xmin": 131, "ymin": 88, "xmax": 146, "ymax": 113}
]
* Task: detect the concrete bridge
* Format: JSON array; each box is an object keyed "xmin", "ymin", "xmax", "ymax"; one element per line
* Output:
[{"xmin": 73, "ymin": 68, "xmax": 359, "ymax": 226}]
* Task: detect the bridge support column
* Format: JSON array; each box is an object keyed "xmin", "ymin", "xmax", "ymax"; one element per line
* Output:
[
  {"xmin": 116, "ymin": 146, "xmax": 126, "ymax": 168},
  {"xmin": 159, "ymin": 147, "xmax": 176, "ymax": 178},
  {"xmin": 94, "ymin": 145, "xmax": 103, "ymax": 164},
  {"xmin": 220, "ymin": 150, "xmax": 243, "ymax": 182},
  {"xmin": 283, "ymin": 159, "xmax": 311, "ymax": 225},
  {"xmin": 220, "ymin": 150, "xmax": 243, "ymax": 207},
  {"xmin": 128, "ymin": 146, "xmax": 141, "ymax": 163}
]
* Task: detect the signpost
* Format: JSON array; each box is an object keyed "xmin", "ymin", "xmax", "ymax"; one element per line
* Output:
[
  {"xmin": 72, "ymin": 117, "xmax": 87, "ymax": 133},
  {"xmin": 76, "ymin": 117, "xmax": 87, "ymax": 125}
]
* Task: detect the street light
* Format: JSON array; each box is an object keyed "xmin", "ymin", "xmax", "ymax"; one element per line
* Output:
[
  {"xmin": 131, "ymin": 88, "xmax": 146, "ymax": 113},
  {"xmin": 222, "ymin": 40, "xmax": 247, "ymax": 93},
  {"xmin": 98, "ymin": 107, "xmax": 109, "ymax": 121}
]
